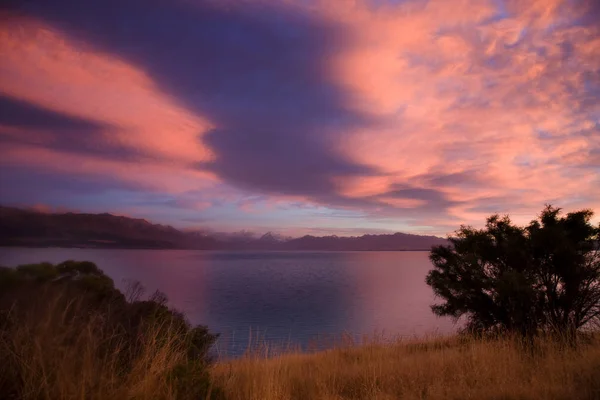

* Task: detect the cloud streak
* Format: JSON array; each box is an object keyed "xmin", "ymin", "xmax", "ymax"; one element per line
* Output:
[{"xmin": 0, "ymin": 0, "xmax": 598, "ymax": 235}]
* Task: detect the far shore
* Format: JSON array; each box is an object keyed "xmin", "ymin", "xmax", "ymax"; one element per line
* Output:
[{"xmin": 1, "ymin": 244, "xmax": 436, "ymax": 251}]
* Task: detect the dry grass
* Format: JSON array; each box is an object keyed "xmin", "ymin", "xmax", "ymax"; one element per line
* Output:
[
  {"xmin": 212, "ymin": 334, "xmax": 600, "ymax": 400},
  {"xmin": 0, "ymin": 289, "xmax": 215, "ymax": 400},
  {"xmin": 3, "ymin": 303, "xmax": 600, "ymax": 400},
  {"xmin": 2, "ymin": 287, "xmax": 599, "ymax": 400}
]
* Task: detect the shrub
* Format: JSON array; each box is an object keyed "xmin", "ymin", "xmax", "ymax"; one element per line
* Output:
[
  {"xmin": 0, "ymin": 260, "xmax": 222, "ymax": 400},
  {"xmin": 427, "ymin": 206, "xmax": 600, "ymax": 338}
]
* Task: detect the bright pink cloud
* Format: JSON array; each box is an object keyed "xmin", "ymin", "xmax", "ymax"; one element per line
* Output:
[
  {"xmin": 314, "ymin": 0, "xmax": 600, "ymax": 228},
  {"xmin": 0, "ymin": 16, "xmax": 214, "ymax": 166},
  {"xmin": 1, "ymin": 1, "xmax": 598, "ymax": 235}
]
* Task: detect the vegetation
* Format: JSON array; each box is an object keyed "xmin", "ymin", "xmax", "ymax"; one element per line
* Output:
[
  {"xmin": 3, "ymin": 204, "xmax": 600, "ymax": 400},
  {"xmin": 212, "ymin": 334, "xmax": 600, "ymax": 400},
  {"xmin": 0, "ymin": 261, "xmax": 221, "ymax": 400},
  {"xmin": 427, "ymin": 206, "xmax": 600, "ymax": 337}
]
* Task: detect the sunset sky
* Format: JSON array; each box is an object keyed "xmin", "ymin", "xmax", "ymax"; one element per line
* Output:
[{"xmin": 1, "ymin": 0, "xmax": 599, "ymax": 236}]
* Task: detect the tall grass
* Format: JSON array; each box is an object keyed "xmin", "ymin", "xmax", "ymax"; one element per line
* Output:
[
  {"xmin": 4, "ymin": 316, "xmax": 599, "ymax": 400},
  {"xmin": 2, "ymin": 262, "xmax": 599, "ymax": 399},
  {"xmin": 0, "ymin": 262, "xmax": 220, "ymax": 400},
  {"xmin": 0, "ymin": 287, "xmax": 220, "ymax": 400},
  {"xmin": 212, "ymin": 334, "xmax": 600, "ymax": 400}
]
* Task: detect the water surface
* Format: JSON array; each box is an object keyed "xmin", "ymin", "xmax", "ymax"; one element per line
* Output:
[{"xmin": 0, "ymin": 248, "xmax": 456, "ymax": 354}]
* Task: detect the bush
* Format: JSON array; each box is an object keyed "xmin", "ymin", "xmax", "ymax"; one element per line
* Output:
[
  {"xmin": 0, "ymin": 260, "xmax": 223, "ymax": 400},
  {"xmin": 427, "ymin": 206, "xmax": 600, "ymax": 338}
]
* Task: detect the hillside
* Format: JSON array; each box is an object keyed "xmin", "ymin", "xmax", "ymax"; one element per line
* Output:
[
  {"xmin": 0, "ymin": 206, "xmax": 447, "ymax": 250},
  {"xmin": 0, "ymin": 206, "xmax": 217, "ymax": 249}
]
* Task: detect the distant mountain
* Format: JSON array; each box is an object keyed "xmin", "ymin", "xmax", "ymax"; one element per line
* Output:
[
  {"xmin": 282, "ymin": 232, "xmax": 448, "ymax": 251},
  {"xmin": 0, "ymin": 206, "xmax": 447, "ymax": 251}
]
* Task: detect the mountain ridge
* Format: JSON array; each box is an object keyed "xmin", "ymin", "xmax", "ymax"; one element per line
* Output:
[{"xmin": 0, "ymin": 206, "xmax": 448, "ymax": 251}]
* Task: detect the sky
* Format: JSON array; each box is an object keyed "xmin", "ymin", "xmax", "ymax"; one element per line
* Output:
[{"xmin": 0, "ymin": 0, "xmax": 599, "ymax": 237}]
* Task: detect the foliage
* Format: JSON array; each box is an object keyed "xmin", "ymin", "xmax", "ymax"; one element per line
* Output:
[
  {"xmin": 0, "ymin": 260, "xmax": 222, "ymax": 400},
  {"xmin": 426, "ymin": 206, "xmax": 600, "ymax": 337}
]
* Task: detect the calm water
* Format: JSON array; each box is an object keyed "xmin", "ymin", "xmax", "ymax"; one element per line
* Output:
[{"xmin": 0, "ymin": 248, "xmax": 456, "ymax": 354}]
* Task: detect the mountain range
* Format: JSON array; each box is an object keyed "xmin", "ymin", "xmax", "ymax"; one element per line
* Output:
[{"xmin": 0, "ymin": 206, "xmax": 448, "ymax": 251}]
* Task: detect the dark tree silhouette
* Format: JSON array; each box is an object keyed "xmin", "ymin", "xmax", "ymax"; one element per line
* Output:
[{"xmin": 426, "ymin": 206, "xmax": 600, "ymax": 337}]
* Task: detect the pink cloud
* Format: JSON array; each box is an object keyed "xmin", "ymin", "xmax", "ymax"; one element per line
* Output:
[
  {"xmin": 1, "ymin": 1, "xmax": 598, "ymax": 233},
  {"xmin": 0, "ymin": 16, "xmax": 215, "ymax": 172},
  {"xmin": 1, "ymin": 143, "xmax": 217, "ymax": 194},
  {"xmin": 310, "ymin": 0, "xmax": 600, "ymax": 227}
]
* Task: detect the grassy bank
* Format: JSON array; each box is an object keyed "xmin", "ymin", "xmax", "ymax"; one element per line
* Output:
[
  {"xmin": 2, "ymin": 262, "xmax": 599, "ymax": 400},
  {"xmin": 0, "ymin": 262, "xmax": 219, "ymax": 400},
  {"xmin": 213, "ymin": 334, "xmax": 600, "ymax": 400}
]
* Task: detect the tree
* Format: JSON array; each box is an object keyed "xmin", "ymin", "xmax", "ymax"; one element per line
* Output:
[{"xmin": 426, "ymin": 206, "xmax": 600, "ymax": 337}]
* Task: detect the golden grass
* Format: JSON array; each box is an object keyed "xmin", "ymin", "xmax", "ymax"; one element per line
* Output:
[
  {"xmin": 2, "ymin": 289, "xmax": 599, "ymax": 400},
  {"xmin": 211, "ymin": 334, "xmax": 600, "ymax": 400},
  {"xmin": 0, "ymin": 291, "xmax": 201, "ymax": 400}
]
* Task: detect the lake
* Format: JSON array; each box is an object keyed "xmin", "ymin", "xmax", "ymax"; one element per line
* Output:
[{"xmin": 0, "ymin": 248, "xmax": 456, "ymax": 355}]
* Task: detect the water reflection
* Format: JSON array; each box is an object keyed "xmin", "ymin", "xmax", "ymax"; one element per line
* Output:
[
  {"xmin": 0, "ymin": 248, "xmax": 456, "ymax": 355},
  {"xmin": 197, "ymin": 252, "xmax": 356, "ymax": 353}
]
